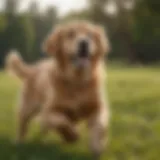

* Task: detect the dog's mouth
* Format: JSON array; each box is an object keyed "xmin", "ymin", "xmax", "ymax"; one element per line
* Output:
[
  {"xmin": 70, "ymin": 54, "xmax": 90, "ymax": 69},
  {"xmin": 77, "ymin": 57, "xmax": 90, "ymax": 68},
  {"xmin": 71, "ymin": 39, "xmax": 91, "ymax": 69},
  {"xmin": 69, "ymin": 39, "xmax": 92, "ymax": 69}
]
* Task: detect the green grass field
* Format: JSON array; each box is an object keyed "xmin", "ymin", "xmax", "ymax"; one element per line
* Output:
[{"xmin": 0, "ymin": 66, "xmax": 160, "ymax": 160}]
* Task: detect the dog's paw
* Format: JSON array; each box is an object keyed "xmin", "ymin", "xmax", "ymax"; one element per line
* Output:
[{"xmin": 58, "ymin": 126, "xmax": 79, "ymax": 143}]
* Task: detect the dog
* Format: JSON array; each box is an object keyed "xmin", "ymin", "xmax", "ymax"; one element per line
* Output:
[{"xmin": 6, "ymin": 21, "xmax": 110, "ymax": 159}]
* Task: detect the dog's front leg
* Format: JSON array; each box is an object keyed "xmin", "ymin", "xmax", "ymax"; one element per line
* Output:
[
  {"xmin": 88, "ymin": 103, "xmax": 109, "ymax": 160},
  {"xmin": 41, "ymin": 99, "xmax": 79, "ymax": 143}
]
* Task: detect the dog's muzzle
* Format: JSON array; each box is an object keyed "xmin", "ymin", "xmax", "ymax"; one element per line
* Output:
[
  {"xmin": 74, "ymin": 40, "xmax": 90, "ymax": 69},
  {"xmin": 78, "ymin": 40, "xmax": 89, "ymax": 58}
]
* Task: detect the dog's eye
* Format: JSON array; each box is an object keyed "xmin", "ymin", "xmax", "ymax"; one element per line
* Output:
[{"xmin": 68, "ymin": 30, "xmax": 76, "ymax": 39}]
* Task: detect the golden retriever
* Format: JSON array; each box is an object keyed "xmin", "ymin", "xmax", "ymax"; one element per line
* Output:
[{"xmin": 6, "ymin": 21, "xmax": 110, "ymax": 159}]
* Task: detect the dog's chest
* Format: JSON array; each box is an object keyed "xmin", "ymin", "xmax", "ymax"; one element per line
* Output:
[
  {"xmin": 55, "ymin": 84, "xmax": 90, "ymax": 105},
  {"xmin": 54, "ymin": 82, "xmax": 99, "ymax": 121}
]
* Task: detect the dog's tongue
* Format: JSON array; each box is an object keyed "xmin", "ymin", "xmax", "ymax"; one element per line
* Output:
[{"xmin": 78, "ymin": 58, "xmax": 89, "ymax": 68}]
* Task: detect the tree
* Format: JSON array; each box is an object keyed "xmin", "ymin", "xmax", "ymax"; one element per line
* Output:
[
  {"xmin": 0, "ymin": 0, "xmax": 19, "ymax": 67},
  {"xmin": 4, "ymin": 0, "xmax": 19, "ymax": 15},
  {"xmin": 28, "ymin": 1, "xmax": 58, "ymax": 59},
  {"xmin": 133, "ymin": 0, "xmax": 160, "ymax": 63},
  {"xmin": 0, "ymin": 0, "xmax": 35, "ymax": 65},
  {"xmin": 114, "ymin": 0, "xmax": 137, "ymax": 63},
  {"xmin": 0, "ymin": 14, "xmax": 8, "ymax": 67},
  {"xmin": 3, "ymin": 15, "xmax": 35, "ymax": 61},
  {"xmin": 88, "ymin": 0, "xmax": 111, "ymax": 24}
]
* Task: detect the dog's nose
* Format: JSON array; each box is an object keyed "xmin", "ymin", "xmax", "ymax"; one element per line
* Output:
[
  {"xmin": 78, "ymin": 40, "xmax": 89, "ymax": 57},
  {"xmin": 79, "ymin": 40, "xmax": 88, "ymax": 50}
]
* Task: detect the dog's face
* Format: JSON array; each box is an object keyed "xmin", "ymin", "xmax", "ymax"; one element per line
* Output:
[
  {"xmin": 43, "ymin": 21, "xmax": 110, "ymax": 78},
  {"xmin": 61, "ymin": 23, "xmax": 97, "ymax": 69}
]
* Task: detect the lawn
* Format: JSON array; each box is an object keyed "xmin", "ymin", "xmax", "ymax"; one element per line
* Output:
[{"xmin": 0, "ymin": 66, "xmax": 160, "ymax": 160}]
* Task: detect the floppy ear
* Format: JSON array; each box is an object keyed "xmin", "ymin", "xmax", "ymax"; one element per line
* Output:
[
  {"xmin": 95, "ymin": 26, "xmax": 111, "ymax": 55},
  {"xmin": 42, "ymin": 26, "xmax": 62, "ymax": 56}
]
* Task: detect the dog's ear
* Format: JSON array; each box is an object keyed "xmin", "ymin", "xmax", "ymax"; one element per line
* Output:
[
  {"xmin": 94, "ymin": 25, "xmax": 111, "ymax": 55},
  {"xmin": 42, "ymin": 25, "xmax": 62, "ymax": 56}
]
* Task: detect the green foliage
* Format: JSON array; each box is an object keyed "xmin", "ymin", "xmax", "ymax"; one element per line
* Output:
[
  {"xmin": 30, "ymin": 7, "xmax": 57, "ymax": 60},
  {"xmin": 0, "ymin": 66, "xmax": 160, "ymax": 159},
  {"xmin": 0, "ymin": 0, "xmax": 57, "ymax": 67},
  {"xmin": 0, "ymin": 0, "xmax": 159, "ymax": 66},
  {"xmin": 133, "ymin": 0, "xmax": 160, "ymax": 63},
  {"xmin": 0, "ymin": 15, "xmax": 7, "ymax": 32},
  {"xmin": 4, "ymin": 15, "xmax": 35, "ymax": 62}
]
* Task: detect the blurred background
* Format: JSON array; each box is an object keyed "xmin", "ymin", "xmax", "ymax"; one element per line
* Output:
[
  {"xmin": 0, "ymin": 0, "xmax": 160, "ymax": 160},
  {"xmin": 0, "ymin": 0, "xmax": 159, "ymax": 65}
]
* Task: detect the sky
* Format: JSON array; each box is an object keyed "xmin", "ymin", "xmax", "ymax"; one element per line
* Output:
[{"xmin": 0, "ymin": 0, "xmax": 88, "ymax": 17}]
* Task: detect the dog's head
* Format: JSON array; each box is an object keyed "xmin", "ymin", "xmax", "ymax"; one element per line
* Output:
[{"xmin": 43, "ymin": 21, "xmax": 110, "ymax": 78}]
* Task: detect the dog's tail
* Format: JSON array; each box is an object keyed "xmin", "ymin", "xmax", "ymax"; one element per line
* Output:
[{"xmin": 5, "ymin": 50, "xmax": 31, "ymax": 80}]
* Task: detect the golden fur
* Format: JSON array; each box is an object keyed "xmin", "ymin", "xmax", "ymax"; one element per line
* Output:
[{"xmin": 6, "ymin": 21, "xmax": 110, "ymax": 158}]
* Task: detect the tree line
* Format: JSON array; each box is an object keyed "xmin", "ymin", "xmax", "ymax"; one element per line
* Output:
[
  {"xmin": 0, "ymin": 0, "xmax": 57, "ymax": 67},
  {"xmin": 0, "ymin": 0, "xmax": 159, "ymax": 68}
]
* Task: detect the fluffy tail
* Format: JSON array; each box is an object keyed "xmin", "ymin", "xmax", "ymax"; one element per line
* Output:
[{"xmin": 5, "ymin": 50, "xmax": 31, "ymax": 80}]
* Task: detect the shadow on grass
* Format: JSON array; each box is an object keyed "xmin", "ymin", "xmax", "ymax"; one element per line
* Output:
[{"xmin": 0, "ymin": 137, "xmax": 92, "ymax": 160}]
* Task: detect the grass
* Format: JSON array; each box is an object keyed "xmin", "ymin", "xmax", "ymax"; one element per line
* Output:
[{"xmin": 0, "ymin": 66, "xmax": 160, "ymax": 160}]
